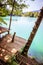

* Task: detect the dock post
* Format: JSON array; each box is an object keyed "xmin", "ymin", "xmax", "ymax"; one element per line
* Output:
[{"xmin": 12, "ymin": 32, "xmax": 16, "ymax": 42}]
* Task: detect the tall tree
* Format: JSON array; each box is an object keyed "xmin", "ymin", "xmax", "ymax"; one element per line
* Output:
[
  {"xmin": 21, "ymin": 8, "xmax": 43, "ymax": 56},
  {"xmin": 0, "ymin": 0, "xmax": 27, "ymax": 29},
  {"xmin": 6, "ymin": 0, "xmax": 27, "ymax": 34},
  {"xmin": 15, "ymin": 7, "xmax": 43, "ymax": 65}
]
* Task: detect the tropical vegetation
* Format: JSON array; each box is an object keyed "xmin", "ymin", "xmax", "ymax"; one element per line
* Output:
[
  {"xmin": 22, "ymin": 11, "xmax": 39, "ymax": 17},
  {"xmin": 0, "ymin": 17, "xmax": 7, "ymax": 25}
]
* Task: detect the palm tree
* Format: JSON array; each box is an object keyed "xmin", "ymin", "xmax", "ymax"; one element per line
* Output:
[
  {"xmin": 21, "ymin": 7, "xmax": 43, "ymax": 57},
  {"xmin": 15, "ymin": 7, "xmax": 43, "ymax": 65},
  {"xmin": 8, "ymin": 0, "xmax": 27, "ymax": 34}
]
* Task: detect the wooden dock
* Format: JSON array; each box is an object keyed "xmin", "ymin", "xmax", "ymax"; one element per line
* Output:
[
  {"xmin": 0, "ymin": 34, "xmax": 27, "ymax": 62},
  {"xmin": 15, "ymin": 52, "xmax": 40, "ymax": 65}
]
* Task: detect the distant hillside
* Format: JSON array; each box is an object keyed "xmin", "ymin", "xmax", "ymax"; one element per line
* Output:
[
  {"xmin": 30, "ymin": 10, "xmax": 40, "ymax": 12},
  {"xmin": 21, "ymin": 10, "xmax": 40, "ymax": 17}
]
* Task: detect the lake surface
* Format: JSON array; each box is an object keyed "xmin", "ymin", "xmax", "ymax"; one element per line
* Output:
[{"xmin": 1, "ymin": 16, "xmax": 43, "ymax": 63}]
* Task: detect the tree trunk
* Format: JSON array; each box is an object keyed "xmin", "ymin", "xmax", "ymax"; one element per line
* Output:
[
  {"xmin": 8, "ymin": 0, "xmax": 15, "ymax": 34},
  {"xmin": 21, "ymin": 7, "xmax": 43, "ymax": 56}
]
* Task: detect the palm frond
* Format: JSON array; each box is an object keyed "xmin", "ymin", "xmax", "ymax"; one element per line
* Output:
[{"xmin": 0, "ymin": 17, "xmax": 7, "ymax": 25}]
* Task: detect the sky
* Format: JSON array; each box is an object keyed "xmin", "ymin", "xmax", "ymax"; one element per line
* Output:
[
  {"xmin": 6, "ymin": 0, "xmax": 43, "ymax": 12},
  {"xmin": 23, "ymin": 0, "xmax": 43, "ymax": 12}
]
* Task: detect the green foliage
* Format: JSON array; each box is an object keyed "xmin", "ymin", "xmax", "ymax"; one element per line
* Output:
[
  {"xmin": 0, "ymin": 7, "xmax": 9, "ymax": 16},
  {"xmin": 0, "ymin": 17, "xmax": 7, "ymax": 25},
  {"xmin": 7, "ymin": 0, "xmax": 27, "ymax": 15},
  {"xmin": 0, "ymin": 0, "xmax": 34, "ymax": 16},
  {"xmin": 22, "ymin": 12, "xmax": 39, "ymax": 17},
  {"xmin": 13, "ymin": 9, "xmax": 22, "ymax": 15},
  {"xmin": 0, "ymin": 0, "xmax": 27, "ymax": 25}
]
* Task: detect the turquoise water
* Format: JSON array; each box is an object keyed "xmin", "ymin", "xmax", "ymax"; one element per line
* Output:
[{"xmin": 1, "ymin": 16, "xmax": 43, "ymax": 63}]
